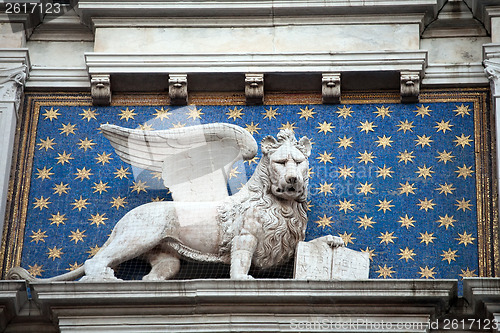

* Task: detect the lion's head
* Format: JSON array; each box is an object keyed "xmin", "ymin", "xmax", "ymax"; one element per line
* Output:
[{"xmin": 261, "ymin": 129, "xmax": 311, "ymax": 202}]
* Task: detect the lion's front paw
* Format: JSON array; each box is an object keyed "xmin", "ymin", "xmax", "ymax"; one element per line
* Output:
[{"xmin": 324, "ymin": 235, "xmax": 345, "ymax": 248}]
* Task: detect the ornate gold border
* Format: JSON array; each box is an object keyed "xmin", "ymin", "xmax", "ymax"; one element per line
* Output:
[{"xmin": 1, "ymin": 89, "xmax": 496, "ymax": 278}]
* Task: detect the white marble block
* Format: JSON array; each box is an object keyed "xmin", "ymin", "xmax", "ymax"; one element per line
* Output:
[{"xmin": 294, "ymin": 241, "xmax": 370, "ymax": 280}]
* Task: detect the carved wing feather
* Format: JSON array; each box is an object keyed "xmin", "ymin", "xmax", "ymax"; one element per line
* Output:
[{"xmin": 100, "ymin": 123, "xmax": 258, "ymax": 201}]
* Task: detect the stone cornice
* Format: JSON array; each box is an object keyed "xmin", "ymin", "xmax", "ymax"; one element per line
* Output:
[{"xmin": 0, "ymin": 49, "xmax": 31, "ymax": 70}]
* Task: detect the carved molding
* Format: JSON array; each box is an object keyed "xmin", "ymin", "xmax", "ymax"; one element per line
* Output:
[
  {"xmin": 0, "ymin": 65, "xmax": 28, "ymax": 111},
  {"xmin": 245, "ymin": 74, "xmax": 264, "ymax": 105},
  {"xmin": 168, "ymin": 74, "xmax": 188, "ymax": 105},
  {"xmin": 321, "ymin": 73, "xmax": 341, "ymax": 104},
  {"xmin": 90, "ymin": 74, "xmax": 111, "ymax": 106},
  {"xmin": 400, "ymin": 71, "xmax": 420, "ymax": 103}
]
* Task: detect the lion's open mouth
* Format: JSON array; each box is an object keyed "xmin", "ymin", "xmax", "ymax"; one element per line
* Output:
[{"xmin": 274, "ymin": 185, "xmax": 302, "ymax": 198}]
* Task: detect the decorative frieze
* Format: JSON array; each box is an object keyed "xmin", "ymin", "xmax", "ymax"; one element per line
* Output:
[
  {"xmin": 400, "ymin": 71, "xmax": 420, "ymax": 103},
  {"xmin": 168, "ymin": 74, "xmax": 188, "ymax": 105},
  {"xmin": 245, "ymin": 73, "xmax": 264, "ymax": 105},
  {"xmin": 321, "ymin": 73, "xmax": 341, "ymax": 104},
  {"xmin": 90, "ymin": 74, "xmax": 111, "ymax": 106}
]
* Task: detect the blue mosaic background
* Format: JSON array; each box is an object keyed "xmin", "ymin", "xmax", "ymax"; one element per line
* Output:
[{"xmin": 21, "ymin": 102, "xmax": 479, "ymax": 284}]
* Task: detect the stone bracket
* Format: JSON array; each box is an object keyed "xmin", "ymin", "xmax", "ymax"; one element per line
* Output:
[
  {"xmin": 168, "ymin": 74, "xmax": 188, "ymax": 105},
  {"xmin": 321, "ymin": 73, "xmax": 341, "ymax": 104},
  {"xmin": 245, "ymin": 74, "xmax": 264, "ymax": 105},
  {"xmin": 90, "ymin": 74, "xmax": 111, "ymax": 106},
  {"xmin": 400, "ymin": 71, "xmax": 420, "ymax": 103}
]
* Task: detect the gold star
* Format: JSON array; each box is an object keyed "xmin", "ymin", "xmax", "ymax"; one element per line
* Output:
[
  {"xmin": 316, "ymin": 182, "xmax": 334, "ymax": 196},
  {"xmin": 398, "ymin": 181, "xmax": 416, "ymax": 196},
  {"xmin": 111, "ymin": 196, "xmax": 127, "ymax": 209},
  {"xmin": 77, "ymin": 138, "xmax": 96, "ymax": 151},
  {"xmin": 415, "ymin": 105, "xmax": 432, "ymax": 118},
  {"xmin": 398, "ymin": 247, "xmax": 416, "ymax": 262},
  {"xmin": 279, "ymin": 121, "xmax": 297, "ymax": 132},
  {"xmin": 337, "ymin": 198, "xmax": 355, "ymax": 213},
  {"xmin": 456, "ymin": 231, "xmax": 475, "ymax": 246},
  {"xmin": 374, "ymin": 105, "xmax": 392, "ymax": 119},
  {"xmin": 52, "ymin": 182, "xmax": 70, "ymax": 196},
  {"xmin": 375, "ymin": 135, "xmax": 393, "ymax": 149},
  {"xmin": 361, "ymin": 247, "xmax": 376, "ymax": 261},
  {"xmin": 358, "ymin": 120, "xmax": 377, "ymax": 133},
  {"xmin": 338, "ymin": 231, "xmax": 355, "ymax": 245},
  {"xmin": 436, "ymin": 214, "xmax": 456, "ymax": 229},
  {"xmin": 454, "ymin": 134, "xmax": 473, "ymax": 148},
  {"xmin": 59, "ymin": 123, "xmax": 77, "ymax": 136},
  {"xmin": 357, "ymin": 150, "xmax": 376, "ymax": 164},
  {"xmin": 49, "ymin": 212, "xmax": 67, "ymax": 226},
  {"xmin": 398, "ymin": 214, "xmax": 416, "ymax": 229},
  {"xmin": 416, "ymin": 165, "xmax": 434, "ymax": 179},
  {"xmin": 69, "ymin": 229, "xmax": 86, "ymax": 244},
  {"xmin": 262, "ymin": 107, "xmax": 280, "ymax": 120},
  {"xmin": 87, "ymin": 245, "xmax": 101, "ymax": 258},
  {"xmin": 436, "ymin": 182, "xmax": 456, "ymax": 196},
  {"xmin": 67, "ymin": 262, "xmax": 83, "ymax": 271},
  {"xmin": 95, "ymin": 152, "xmax": 113, "ymax": 165},
  {"xmin": 186, "ymin": 106, "xmax": 204, "ymax": 120},
  {"xmin": 151, "ymin": 197, "xmax": 165, "ymax": 202},
  {"xmin": 92, "ymin": 180, "xmax": 110, "ymax": 194},
  {"xmin": 36, "ymin": 166, "xmax": 54, "ymax": 180},
  {"xmin": 337, "ymin": 165, "xmax": 355, "ymax": 179},
  {"xmin": 33, "ymin": 196, "xmax": 51, "ymax": 210},
  {"xmin": 455, "ymin": 198, "xmax": 472, "ymax": 212},
  {"xmin": 356, "ymin": 215, "xmax": 376, "ymax": 230},
  {"xmin": 376, "ymin": 165, "xmax": 394, "ymax": 179},
  {"xmin": 55, "ymin": 151, "xmax": 73, "ymax": 165},
  {"xmin": 42, "ymin": 107, "xmax": 60, "ymax": 121},
  {"xmin": 30, "ymin": 229, "xmax": 47, "ymax": 244},
  {"xmin": 114, "ymin": 166, "xmax": 131, "ymax": 179},
  {"xmin": 74, "ymin": 167, "xmax": 93, "ymax": 181},
  {"xmin": 459, "ymin": 267, "xmax": 477, "ymax": 278},
  {"xmin": 456, "ymin": 164, "xmax": 474, "ymax": 179},
  {"xmin": 306, "ymin": 200, "xmax": 313, "ymax": 211},
  {"xmin": 336, "ymin": 105, "xmax": 354, "ymax": 119},
  {"xmin": 418, "ymin": 198, "xmax": 436, "ymax": 212},
  {"xmin": 307, "ymin": 168, "xmax": 314, "ymax": 178},
  {"xmin": 27, "ymin": 264, "xmax": 44, "ymax": 277},
  {"xmin": 396, "ymin": 120, "xmax": 415, "ymax": 133},
  {"xmin": 37, "ymin": 137, "xmax": 56, "ymax": 151},
  {"xmin": 151, "ymin": 171, "xmax": 163, "ymax": 180},
  {"xmin": 454, "ymin": 104, "xmax": 471, "ymax": 117},
  {"xmin": 315, "ymin": 214, "xmax": 334, "ymax": 228},
  {"xmin": 378, "ymin": 231, "xmax": 397, "ymax": 245},
  {"xmin": 245, "ymin": 156, "xmax": 259, "ymax": 165},
  {"xmin": 418, "ymin": 266, "xmax": 436, "ymax": 279},
  {"xmin": 415, "ymin": 134, "xmax": 433, "ymax": 148},
  {"xmin": 245, "ymin": 122, "xmax": 261, "ymax": 135},
  {"xmin": 376, "ymin": 264, "xmax": 395, "ymax": 278},
  {"xmin": 418, "ymin": 231, "xmax": 436, "ymax": 245},
  {"xmin": 138, "ymin": 123, "xmax": 153, "ymax": 131},
  {"xmin": 434, "ymin": 120, "xmax": 453, "ymax": 133},
  {"xmin": 357, "ymin": 182, "xmax": 375, "ymax": 196},
  {"xmin": 336, "ymin": 135, "xmax": 354, "ymax": 149},
  {"xmin": 397, "ymin": 150, "xmax": 415, "ymax": 164},
  {"xmin": 131, "ymin": 180, "xmax": 149, "ymax": 194},
  {"xmin": 119, "ymin": 107, "xmax": 137, "ymax": 121},
  {"xmin": 71, "ymin": 196, "xmax": 90, "ymax": 211},
  {"xmin": 441, "ymin": 248, "xmax": 459, "ymax": 264},
  {"xmin": 316, "ymin": 151, "xmax": 334, "ymax": 164},
  {"xmin": 228, "ymin": 167, "xmax": 242, "ymax": 179},
  {"xmin": 298, "ymin": 106, "xmax": 316, "ymax": 120},
  {"xmin": 436, "ymin": 150, "xmax": 455, "ymax": 164},
  {"xmin": 226, "ymin": 107, "xmax": 244, "ymax": 121},
  {"xmin": 80, "ymin": 108, "xmax": 98, "ymax": 121},
  {"xmin": 153, "ymin": 107, "xmax": 171, "ymax": 120},
  {"xmin": 47, "ymin": 246, "xmax": 63, "ymax": 261},
  {"xmin": 316, "ymin": 121, "xmax": 334, "ymax": 134},
  {"xmin": 376, "ymin": 199, "xmax": 394, "ymax": 213},
  {"xmin": 89, "ymin": 213, "xmax": 108, "ymax": 227}
]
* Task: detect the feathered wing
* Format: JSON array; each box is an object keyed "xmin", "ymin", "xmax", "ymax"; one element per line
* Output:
[{"xmin": 100, "ymin": 123, "xmax": 258, "ymax": 201}]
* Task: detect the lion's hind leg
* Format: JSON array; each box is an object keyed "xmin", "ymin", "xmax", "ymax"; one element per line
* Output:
[{"xmin": 143, "ymin": 249, "xmax": 180, "ymax": 281}]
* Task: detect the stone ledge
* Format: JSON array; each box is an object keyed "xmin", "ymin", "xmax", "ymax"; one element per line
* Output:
[{"xmin": 26, "ymin": 67, "xmax": 90, "ymax": 90}]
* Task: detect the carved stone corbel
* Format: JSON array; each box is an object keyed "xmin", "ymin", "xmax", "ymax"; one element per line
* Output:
[
  {"xmin": 0, "ymin": 65, "xmax": 27, "ymax": 112},
  {"xmin": 484, "ymin": 60, "xmax": 500, "ymax": 95},
  {"xmin": 169, "ymin": 74, "xmax": 188, "ymax": 105},
  {"xmin": 91, "ymin": 74, "xmax": 111, "ymax": 106},
  {"xmin": 245, "ymin": 74, "xmax": 264, "ymax": 105},
  {"xmin": 322, "ymin": 73, "xmax": 341, "ymax": 104},
  {"xmin": 400, "ymin": 71, "xmax": 420, "ymax": 103}
]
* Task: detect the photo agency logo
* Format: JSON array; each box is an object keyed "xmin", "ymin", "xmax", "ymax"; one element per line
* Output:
[{"xmin": 2, "ymin": 0, "xmax": 76, "ymax": 33}]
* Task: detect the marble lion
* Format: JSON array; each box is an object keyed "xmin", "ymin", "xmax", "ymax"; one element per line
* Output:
[{"xmin": 8, "ymin": 123, "xmax": 343, "ymax": 282}]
